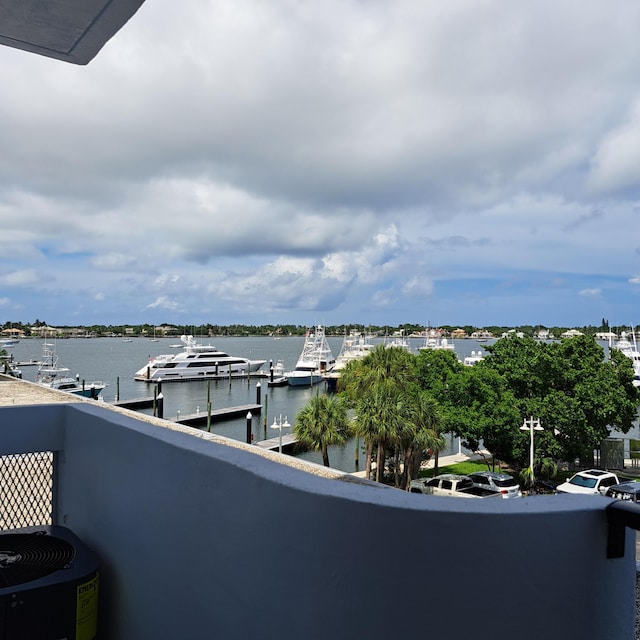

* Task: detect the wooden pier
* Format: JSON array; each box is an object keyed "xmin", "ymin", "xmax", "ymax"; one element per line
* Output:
[{"xmin": 113, "ymin": 398, "xmax": 262, "ymax": 428}]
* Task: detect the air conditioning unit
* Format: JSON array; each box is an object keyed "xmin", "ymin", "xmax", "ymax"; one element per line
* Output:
[{"xmin": 0, "ymin": 525, "xmax": 99, "ymax": 640}]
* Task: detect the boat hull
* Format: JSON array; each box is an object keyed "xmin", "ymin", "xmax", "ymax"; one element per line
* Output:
[
  {"xmin": 134, "ymin": 360, "xmax": 266, "ymax": 382},
  {"xmin": 287, "ymin": 372, "xmax": 325, "ymax": 387},
  {"xmin": 38, "ymin": 380, "xmax": 107, "ymax": 398}
]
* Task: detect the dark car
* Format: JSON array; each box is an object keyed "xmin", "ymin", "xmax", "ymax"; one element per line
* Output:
[{"xmin": 605, "ymin": 481, "xmax": 640, "ymax": 502}]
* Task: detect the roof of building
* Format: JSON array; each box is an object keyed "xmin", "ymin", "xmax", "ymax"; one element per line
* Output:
[{"xmin": 0, "ymin": 0, "xmax": 147, "ymax": 64}]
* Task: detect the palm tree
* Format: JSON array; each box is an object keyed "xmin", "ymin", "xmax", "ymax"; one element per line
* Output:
[
  {"xmin": 340, "ymin": 345, "xmax": 417, "ymax": 482},
  {"xmin": 352, "ymin": 383, "xmax": 406, "ymax": 482},
  {"xmin": 399, "ymin": 391, "xmax": 446, "ymax": 490},
  {"xmin": 294, "ymin": 392, "xmax": 351, "ymax": 467}
]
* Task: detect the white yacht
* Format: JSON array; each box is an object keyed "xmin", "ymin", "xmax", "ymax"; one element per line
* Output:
[
  {"xmin": 323, "ymin": 330, "xmax": 375, "ymax": 391},
  {"xmin": 419, "ymin": 329, "xmax": 456, "ymax": 353},
  {"xmin": 286, "ymin": 326, "xmax": 335, "ymax": 387},
  {"xmin": 134, "ymin": 335, "xmax": 266, "ymax": 382},
  {"xmin": 384, "ymin": 330, "xmax": 411, "ymax": 352},
  {"xmin": 611, "ymin": 331, "xmax": 640, "ymax": 387},
  {"xmin": 333, "ymin": 331, "xmax": 376, "ymax": 371},
  {"xmin": 36, "ymin": 342, "xmax": 107, "ymax": 398}
]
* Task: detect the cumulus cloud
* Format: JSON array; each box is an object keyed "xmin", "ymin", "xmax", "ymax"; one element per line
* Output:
[
  {"xmin": 0, "ymin": 270, "xmax": 40, "ymax": 287},
  {"xmin": 3, "ymin": 1, "xmax": 640, "ymax": 326},
  {"xmin": 146, "ymin": 296, "xmax": 179, "ymax": 311},
  {"xmin": 589, "ymin": 99, "xmax": 640, "ymax": 195}
]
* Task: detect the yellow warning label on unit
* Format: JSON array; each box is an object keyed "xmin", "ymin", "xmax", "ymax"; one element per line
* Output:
[{"xmin": 76, "ymin": 573, "xmax": 99, "ymax": 640}]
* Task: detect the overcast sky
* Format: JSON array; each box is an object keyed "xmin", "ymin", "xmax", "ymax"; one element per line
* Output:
[{"xmin": 1, "ymin": 1, "xmax": 640, "ymax": 329}]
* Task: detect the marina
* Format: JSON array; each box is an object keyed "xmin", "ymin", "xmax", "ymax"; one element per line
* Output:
[{"xmin": 5, "ymin": 334, "xmax": 628, "ymax": 472}]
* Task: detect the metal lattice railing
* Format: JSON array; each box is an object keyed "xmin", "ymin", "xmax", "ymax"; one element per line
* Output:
[{"xmin": 0, "ymin": 452, "xmax": 56, "ymax": 530}]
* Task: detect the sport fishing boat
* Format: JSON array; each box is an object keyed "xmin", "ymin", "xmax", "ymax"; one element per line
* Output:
[
  {"xmin": 323, "ymin": 331, "xmax": 375, "ymax": 391},
  {"xmin": 35, "ymin": 342, "xmax": 107, "ymax": 398},
  {"xmin": 286, "ymin": 326, "xmax": 335, "ymax": 387},
  {"xmin": 134, "ymin": 334, "xmax": 266, "ymax": 382},
  {"xmin": 611, "ymin": 331, "xmax": 640, "ymax": 387}
]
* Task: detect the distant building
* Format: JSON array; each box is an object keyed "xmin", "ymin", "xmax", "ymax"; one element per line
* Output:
[
  {"xmin": 561, "ymin": 329, "xmax": 583, "ymax": 339},
  {"xmin": 471, "ymin": 330, "xmax": 493, "ymax": 340},
  {"xmin": 1, "ymin": 328, "xmax": 24, "ymax": 337},
  {"xmin": 451, "ymin": 328, "xmax": 467, "ymax": 338}
]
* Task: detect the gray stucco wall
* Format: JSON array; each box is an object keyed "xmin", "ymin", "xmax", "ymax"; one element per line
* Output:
[{"xmin": 1, "ymin": 402, "xmax": 636, "ymax": 639}]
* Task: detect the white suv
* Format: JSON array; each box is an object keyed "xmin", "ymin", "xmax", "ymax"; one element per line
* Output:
[{"xmin": 556, "ymin": 469, "xmax": 619, "ymax": 495}]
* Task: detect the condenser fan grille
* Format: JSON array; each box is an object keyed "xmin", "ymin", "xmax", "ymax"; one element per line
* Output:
[{"xmin": 0, "ymin": 531, "xmax": 75, "ymax": 587}]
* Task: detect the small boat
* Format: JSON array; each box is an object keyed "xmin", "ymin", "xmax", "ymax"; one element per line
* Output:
[
  {"xmin": 35, "ymin": 342, "xmax": 107, "ymax": 398},
  {"xmin": 267, "ymin": 360, "xmax": 288, "ymax": 387},
  {"xmin": 287, "ymin": 326, "xmax": 335, "ymax": 387},
  {"xmin": 1, "ymin": 353, "xmax": 22, "ymax": 378},
  {"xmin": 133, "ymin": 334, "xmax": 266, "ymax": 382}
]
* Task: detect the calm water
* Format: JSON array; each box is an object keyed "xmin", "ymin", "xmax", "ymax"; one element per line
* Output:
[{"xmin": 9, "ymin": 335, "xmax": 631, "ymax": 470}]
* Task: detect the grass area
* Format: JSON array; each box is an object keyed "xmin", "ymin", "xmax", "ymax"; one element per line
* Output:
[{"xmin": 419, "ymin": 460, "xmax": 499, "ymax": 478}]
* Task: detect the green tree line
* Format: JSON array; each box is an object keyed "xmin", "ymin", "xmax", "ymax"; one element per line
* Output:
[{"xmin": 3, "ymin": 320, "xmax": 638, "ymax": 338}]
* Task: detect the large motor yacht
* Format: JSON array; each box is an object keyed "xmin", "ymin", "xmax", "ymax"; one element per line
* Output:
[{"xmin": 134, "ymin": 335, "xmax": 266, "ymax": 382}]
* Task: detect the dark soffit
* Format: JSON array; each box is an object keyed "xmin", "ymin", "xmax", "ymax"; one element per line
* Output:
[{"xmin": 0, "ymin": 0, "xmax": 146, "ymax": 64}]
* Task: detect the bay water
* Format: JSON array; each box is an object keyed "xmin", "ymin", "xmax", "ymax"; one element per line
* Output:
[{"xmin": 8, "ymin": 335, "xmax": 632, "ymax": 471}]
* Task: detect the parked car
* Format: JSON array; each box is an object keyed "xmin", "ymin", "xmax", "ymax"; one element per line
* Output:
[
  {"xmin": 605, "ymin": 481, "xmax": 640, "ymax": 502},
  {"xmin": 467, "ymin": 471, "xmax": 522, "ymax": 498},
  {"xmin": 556, "ymin": 469, "xmax": 620, "ymax": 495},
  {"xmin": 409, "ymin": 474, "xmax": 501, "ymax": 498},
  {"xmin": 532, "ymin": 479, "xmax": 558, "ymax": 494}
]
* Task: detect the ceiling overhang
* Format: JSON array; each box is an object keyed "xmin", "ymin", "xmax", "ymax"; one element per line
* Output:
[{"xmin": 0, "ymin": 0, "xmax": 147, "ymax": 65}]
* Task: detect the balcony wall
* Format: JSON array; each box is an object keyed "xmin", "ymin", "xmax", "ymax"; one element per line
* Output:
[{"xmin": 0, "ymin": 400, "xmax": 636, "ymax": 640}]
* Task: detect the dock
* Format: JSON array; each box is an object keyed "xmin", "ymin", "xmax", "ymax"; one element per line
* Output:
[
  {"xmin": 254, "ymin": 433, "xmax": 299, "ymax": 453},
  {"xmin": 112, "ymin": 398, "xmax": 262, "ymax": 427},
  {"xmin": 134, "ymin": 371, "xmax": 269, "ymax": 383},
  {"xmin": 176, "ymin": 404, "xmax": 262, "ymax": 428},
  {"xmin": 113, "ymin": 397, "xmax": 156, "ymax": 410},
  {"xmin": 15, "ymin": 360, "xmax": 41, "ymax": 367}
]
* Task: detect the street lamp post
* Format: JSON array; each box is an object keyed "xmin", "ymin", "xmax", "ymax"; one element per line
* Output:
[
  {"xmin": 270, "ymin": 414, "xmax": 291, "ymax": 454},
  {"xmin": 520, "ymin": 416, "xmax": 543, "ymax": 492}
]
